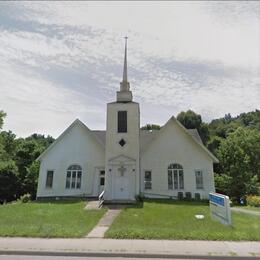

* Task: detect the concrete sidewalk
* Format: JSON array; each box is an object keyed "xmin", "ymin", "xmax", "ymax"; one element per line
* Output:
[
  {"xmin": 86, "ymin": 208, "xmax": 122, "ymax": 238},
  {"xmin": 232, "ymin": 207, "xmax": 260, "ymax": 217},
  {"xmin": 0, "ymin": 237, "xmax": 260, "ymax": 258}
]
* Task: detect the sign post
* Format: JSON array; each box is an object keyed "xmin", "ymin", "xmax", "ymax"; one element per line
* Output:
[{"xmin": 209, "ymin": 192, "xmax": 232, "ymax": 226}]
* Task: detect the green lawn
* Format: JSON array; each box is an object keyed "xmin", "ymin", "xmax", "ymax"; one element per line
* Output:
[
  {"xmin": 105, "ymin": 199, "xmax": 260, "ymax": 240},
  {"xmin": 0, "ymin": 200, "xmax": 106, "ymax": 238}
]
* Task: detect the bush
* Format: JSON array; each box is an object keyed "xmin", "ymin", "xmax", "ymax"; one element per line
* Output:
[
  {"xmin": 178, "ymin": 192, "xmax": 183, "ymax": 200},
  {"xmin": 20, "ymin": 193, "xmax": 31, "ymax": 203},
  {"xmin": 246, "ymin": 195, "xmax": 260, "ymax": 207},
  {"xmin": 135, "ymin": 193, "xmax": 145, "ymax": 202},
  {"xmin": 185, "ymin": 192, "xmax": 192, "ymax": 200},
  {"xmin": 195, "ymin": 193, "xmax": 201, "ymax": 201},
  {"xmin": 0, "ymin": 160, "xmax": 19, "ymax": 203}
]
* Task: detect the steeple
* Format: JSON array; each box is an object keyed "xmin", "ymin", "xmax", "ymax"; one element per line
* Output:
[
  {"xmin": 117, "ymin": 37, "xmax": 133, "ymax": 102},
  {"xmin": 121, "ymin": 37, "xmax": 129, "ymax": 90}
]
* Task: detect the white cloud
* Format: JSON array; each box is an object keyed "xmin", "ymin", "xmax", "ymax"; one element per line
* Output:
[
  {"xmin": 13, "ymin": 1, "xmax": 260, "ymax": 68},
  {"xmin": 0, "ymin": 64, "xmax": 105, "ymax": 137},
  {"xmin": 0, "ymin": 1, "xmax": 259, "ymax": 136}
]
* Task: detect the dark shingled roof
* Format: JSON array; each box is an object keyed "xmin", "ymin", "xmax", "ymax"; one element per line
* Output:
[
  {"xmin": 92, "ymin": 130, "xmax": 106, "ymax": 146},
  {"xmin": 91, "ymin": 128, "xmax": 203, "ymax": 152}
]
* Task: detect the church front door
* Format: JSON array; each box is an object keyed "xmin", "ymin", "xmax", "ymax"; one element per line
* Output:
[{"xmin": 113, "ymin": 164, "xmax": 134, "ymax": 200}]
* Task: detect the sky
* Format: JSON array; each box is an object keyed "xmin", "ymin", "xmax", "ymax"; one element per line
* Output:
[{"xmin": 0, "ymin": 1, "xmax": 259, "ymax": 138}]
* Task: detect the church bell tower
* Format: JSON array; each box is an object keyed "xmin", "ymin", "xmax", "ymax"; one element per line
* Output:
[{"xmin": 104, "ymin": 37, "xmax": 140, "ymax": 202}]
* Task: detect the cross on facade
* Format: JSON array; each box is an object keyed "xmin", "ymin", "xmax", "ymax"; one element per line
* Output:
[{"xmin": 118, "ymin": 165, "xmax": 126, "ymax": 176}]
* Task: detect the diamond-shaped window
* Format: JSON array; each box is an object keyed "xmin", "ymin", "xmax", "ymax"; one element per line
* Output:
[{"xmin": 119, "ymin": 139, "xmax": 126, "ymax": 147}]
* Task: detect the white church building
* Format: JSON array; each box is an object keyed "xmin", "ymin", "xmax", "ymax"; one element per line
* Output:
[{"xmin": 36, "ymin": 40, "xmax": 218, "ymax": 202}]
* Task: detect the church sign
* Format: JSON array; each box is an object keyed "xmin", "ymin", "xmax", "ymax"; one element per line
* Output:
[{"xmin": 209, "ymin": 192, "xmax": 232, "ymax": 226}]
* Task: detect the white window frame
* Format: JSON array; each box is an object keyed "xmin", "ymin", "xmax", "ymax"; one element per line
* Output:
[
  {"xmin": 144, "ymin": 170, "xmax": 152, "ymax": 190},
  {"xmin": 45, "ymin": 170, "xmax": 54, "ymax": 189},
  {"xmin": 195, "ymin": 169, "xmax": 203, "ymax": 189},
  {"xmin": 65, "ymin": 165, "xmax": 82, "ymax": 190},
  {"xmin": 168, "ymin": 164, "xmax": 184, "ymax": 190}
]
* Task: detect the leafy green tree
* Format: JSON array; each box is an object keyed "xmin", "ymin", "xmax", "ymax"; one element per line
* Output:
[
  {"xmin": 239, "ymin": 109, "xmax": 260, "ymax": 129},
  {"xmin": 15, "ymin": 139, "xmax": 43, "ymax": 196},
  {"xmin": 207, "ymin": 136, "xmax": 223, "ymax": 156},
  {"xmin": 0, "ymin": 160, "xmax": 19, "ymax": 203},
  {"xmin": 214, "ymin": 173, "xmax": 232, "ymax": 195},
  {"xmin": 217, "ymin": 127, "xmax": 260, "ymax": 202},
  {"xmin": 24, "ymin": 161, "xmax": 40, "ymax": 199},
  {"xmin": 14, "ymin": 134, "xmax": 54, "ymax": 197},
  {"xmin": 141, "ymin": 124, "xmax": 161, "ymax": 130},
  {"xmin": 177, "ymin": 110, "xmax": 202, "ymax": 130},
  {"xmin": 25, "ymin": 133, "xmax": 54, "ymax": 147},
  {"xmin": 0, "ymin": 110, "xmax": 6, "ymax": 130},
  {"xmin": 0, "ymin": 111, "xmax": 54, "ymax": 201},
  {"xmin": 177, "ymin": 110, "xmax": 209, "ymax": 144},
  {"xmin": 0, "ymin": 131, "xmax": 17, "ymax": 159},
  {"xmin": 209, "ymin": 110, "xmax": 260, "ymax": 139}
]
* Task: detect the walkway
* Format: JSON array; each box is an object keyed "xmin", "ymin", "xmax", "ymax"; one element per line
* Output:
[
  {"xmin": 232, "ymin": 207, "xmax": 260, "ymax": 216},
  {"xmin": 84, "ymin": 200, "xmax": 101, "ymax": 210},
  {"xmin": 86, "ymin": 206, "xmax": 122, "ymax": 238},
  {"xmin": 0, "ymin": 237, "xmax": 259, "ymax": 258}
]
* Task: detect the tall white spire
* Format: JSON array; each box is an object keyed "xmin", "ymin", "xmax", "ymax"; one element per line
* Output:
[
  {"xmin": 120, "ymin": 36, "xmax": 130, "ymax": 91},
  {"xmin": 122, "ymin": 36, "xmax": 128, "ymax": 84},
  {"xmin": 117, "ymin": 36, "xmax": 132, "ymax": 102}
]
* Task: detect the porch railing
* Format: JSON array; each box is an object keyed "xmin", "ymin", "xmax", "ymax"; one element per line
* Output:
[{"xmin": 98, "ymin": 190, "xmax": 105, "ymax": 208}]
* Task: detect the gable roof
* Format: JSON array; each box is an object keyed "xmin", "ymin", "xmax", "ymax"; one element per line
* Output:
[
  {"xmin": 187, "ymin": 129, "xmax": 203, "ymax": 143},
  {"xmin": 141, "ymin": 116, "xmax": 218, "ymax": 163},
  {"xmin": 92, "ymin": 130, "xmax": 106, "ymax": 146},
  {"xmin": 37, "ymin": 117, "xmax": 218, "ymax": 163},
  {"xmin": 171, "ymin": 116, "xmax": 218, "ymax": 162},
  {"xmin": 36, "ymin": 119, "xmax": 105, "ymax": 161}
]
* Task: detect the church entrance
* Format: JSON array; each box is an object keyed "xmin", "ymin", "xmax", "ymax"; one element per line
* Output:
[
  {"xmin": 105, "ymin": 155, "xmax": 136, "ymax": 202},
  {"xmin": 111, "ymin": 164, "xmax": 135, "ymax": 201},
  {"xmin": 114, "ymin": 164, "xmax": 131, "ymax": 200}
]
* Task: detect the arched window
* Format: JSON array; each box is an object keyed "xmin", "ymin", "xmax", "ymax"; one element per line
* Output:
[
  {"xmin": 168, "ymin": 163, "xmax": 184, "ymax": 190},
  {"xmin": 66, "ymin": 165, "xmax": 82, "ymax": 189}
]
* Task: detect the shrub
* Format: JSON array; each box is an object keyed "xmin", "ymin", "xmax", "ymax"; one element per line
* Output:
[
  {"xmin": 0, "ymin": 160, "xmax": 19, "ymax": 203},
  {"xmin": 20, "ymin": 193, "xmax": 31, "ymax": 203},
  {"xmin": 246, "ymin": 195, "xmax": 260, "ymax": 207},
  {"xmin": 178, "ymin": 192, "xmax": 183, "ymax": 200},
  {"xmin": 135, "ymin": 193, "xmax": 145, "ymax": 202},
  {"xmin": 185, "ymin": 192, "xmax": 192, "ymax": 200},
  {"xmin": 195, "ymin": 193, "xmax": 201, "ymax": 201}
]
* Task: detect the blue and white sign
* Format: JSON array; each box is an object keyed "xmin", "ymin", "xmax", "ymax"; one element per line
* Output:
[{"xmin": 209, "ymin": 192, "xmax": 232, "ymax": 226}]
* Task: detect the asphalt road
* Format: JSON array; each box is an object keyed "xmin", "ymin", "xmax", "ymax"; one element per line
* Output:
[
  {"xmin": 0, "ymin": 256, "xmax": 180, "ymax": 260},
  {"xmin": 0, "ymin": 255, "xmax": 250, "ymax": 260}
]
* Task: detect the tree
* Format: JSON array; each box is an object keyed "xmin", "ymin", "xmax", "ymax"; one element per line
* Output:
[
  {"xmin": 209, "ymin": 110, "xmax": 260, "ymax": 139},
  {"xmin": 141, "ymin": 124, "xmax": 161, "ymax": 130},
  {"xmin": 207, "ymin": 136, "xmax": 222, "ymax": 156},
  {"xmin": 217, "ymin": 127, "xmax": 260, "ymax": 202},
  {"xmin": 0, "ymin": 111, "xmax": 55, "ymax": 201},
  {"xmin": 24, "ymin": 161, "xmax": 40, "ymax": 199},
  {"xmin": 0, "ymin": 131, "xmax": 17, "ymax": 159},
  {"xmin": 177, "ymin": 110, "xmax": 209, "ymax": 144},
  {"xmin": 214, "ymin": 173, "xmax": 232, "ymax": 195},
  {"xmin": 0, "ymin": 160, "xmax": 19, "ymax": 203},
  {"xmin": 14, "ymin": 134, "xmax": 54, "ymax": 197},
  {"xmin": 15, "ymin": 139, "xmax": 44, "ymax": 196},
  {"xmin": 0, "ymin": 110, "xmax": 6, "ymax": 130},
  {"xmin": 177, "ymin": 110, "xmax": 202, "ymax": 130}
]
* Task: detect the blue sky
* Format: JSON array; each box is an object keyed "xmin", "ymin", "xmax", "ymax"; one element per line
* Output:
[{"xmin": 0, "ymin": 1, "xmax": 259, "ymax": 137}]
